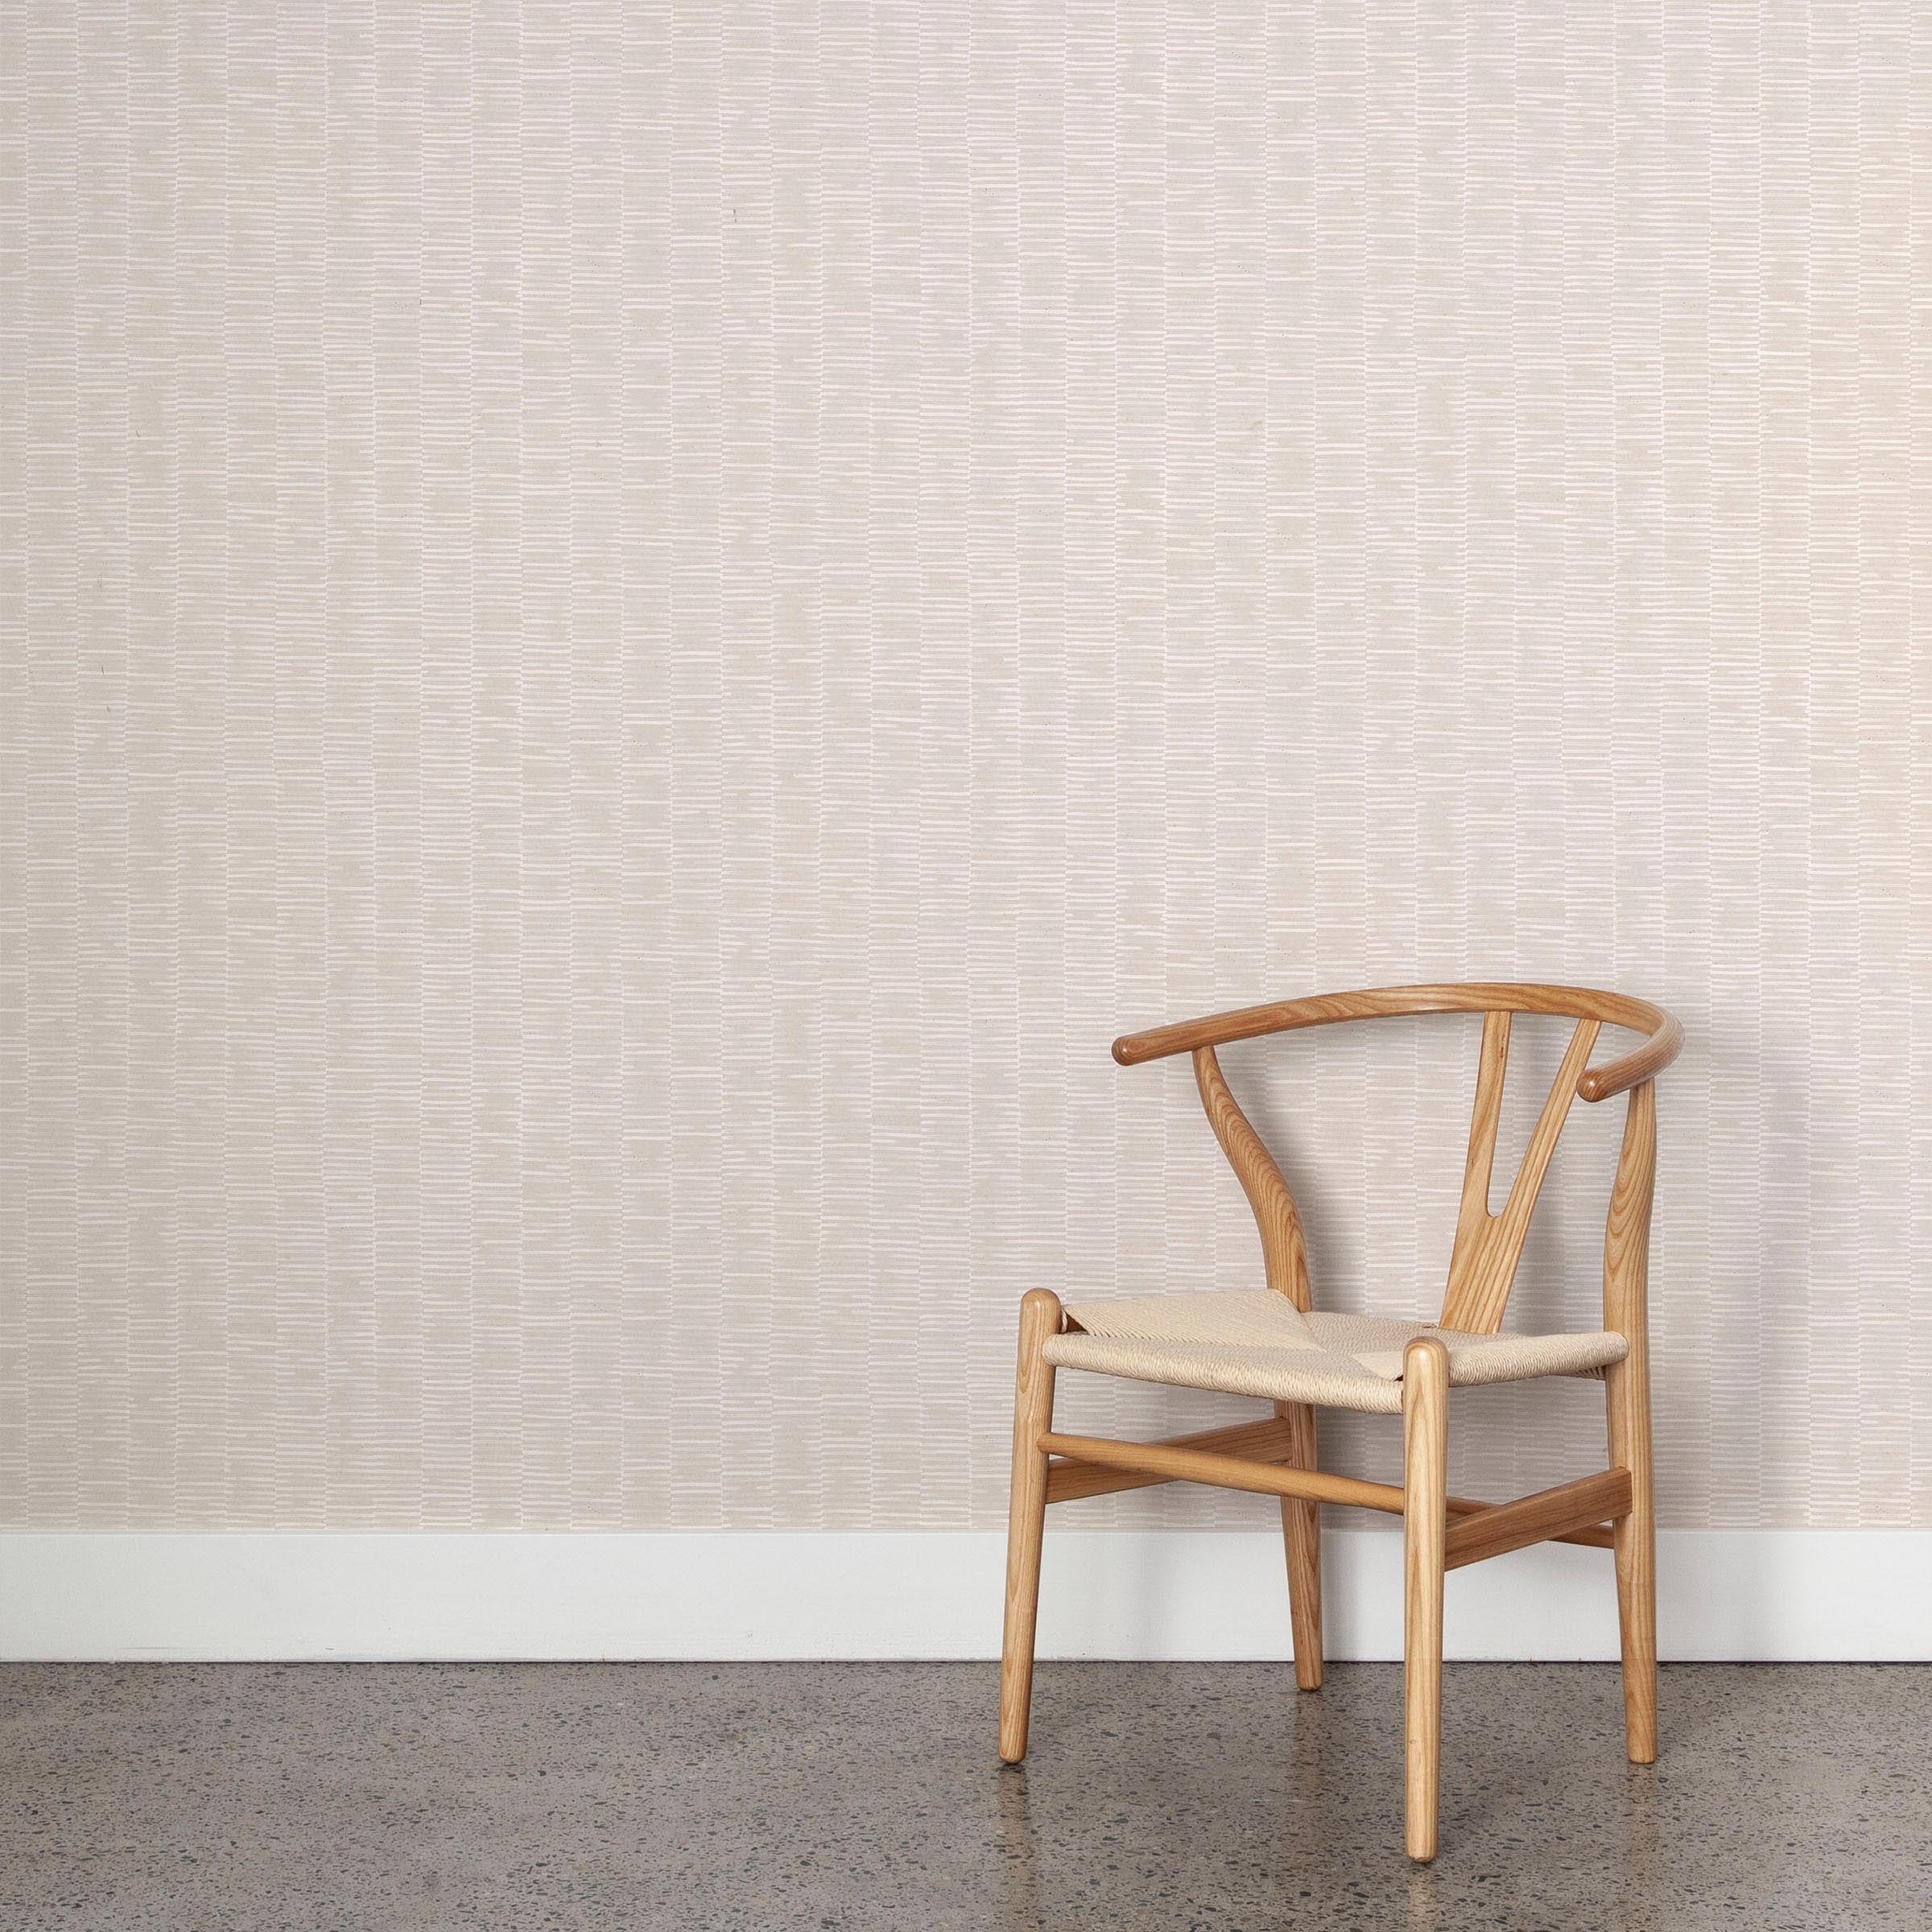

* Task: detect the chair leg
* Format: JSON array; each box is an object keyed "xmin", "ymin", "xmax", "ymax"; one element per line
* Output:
[
  {"xmin": 1402, "ymin": 1335, "xmax": 1449, "ymax": 1864},
  {"xmin": 998, "ymin": 1289, "xmax": 1061, "ymax": 1764},
  {"xmin": 1275, "ymin": 1399, "xmax": 1324, "ymax": 1690},
  {"xmin": 1604, "ymin": 1080, "xmax": 1659, "ymax": 1765},
  {"xmin": 1606, "ymin": 1353, "xmax": 1657, "ymax": 1763}
]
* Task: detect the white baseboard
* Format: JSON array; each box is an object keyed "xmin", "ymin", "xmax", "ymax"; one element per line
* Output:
[{"xmin": 0, "ymin": 1528, "xmax": 1924, "ymax": 1662}]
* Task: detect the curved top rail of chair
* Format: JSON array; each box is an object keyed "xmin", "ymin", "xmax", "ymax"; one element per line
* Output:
[{"xmin": 1111, "ymin": 982, "xmax": 1683, "ymax": 1103}]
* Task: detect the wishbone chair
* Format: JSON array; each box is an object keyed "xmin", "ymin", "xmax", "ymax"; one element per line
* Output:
[{"xmin": 996, "ymin": 982, "xmax": 1683, "ymax": 1861}]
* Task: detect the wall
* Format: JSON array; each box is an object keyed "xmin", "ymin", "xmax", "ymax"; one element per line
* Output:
[{"xmin": 4, "ymin": 2, "xmax": 1929, "ymax": 1554}]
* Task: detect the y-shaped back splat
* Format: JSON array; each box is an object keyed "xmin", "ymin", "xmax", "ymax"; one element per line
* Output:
[
  {"xmin": 1192, "ymin": 1045, "xmax": 1311, "ymax": 1311},
  {"xmin": 1439, "ymin": 1012, "xmax": 1600, "ymax": 1333}
]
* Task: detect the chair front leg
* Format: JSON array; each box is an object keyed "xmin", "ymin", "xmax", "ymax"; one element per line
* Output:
[
  {"xmin": 1274, "ymin": 1399, "xmax": 1324, "ymax": 1690},
  {"xmin": 998, "ymin": 1289, "xmax": 1061, "ymax": 1763},
  {"xmin": 1402, "ymin": 1335, "xmax": 1450, "ymax": 1863}
]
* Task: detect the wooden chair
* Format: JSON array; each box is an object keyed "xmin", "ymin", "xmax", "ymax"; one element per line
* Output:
[{"xmin": 996, "ymin": 983, "xmax": 1682, "ymax": 1862}]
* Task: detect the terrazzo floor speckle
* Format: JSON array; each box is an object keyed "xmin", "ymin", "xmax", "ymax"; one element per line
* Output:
[{"xmin": 1, "ymin": 1661, "xmax": 1926, "ymax": 1929}]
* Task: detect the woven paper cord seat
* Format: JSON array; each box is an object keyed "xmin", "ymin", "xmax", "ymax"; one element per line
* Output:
[{"xmin": 1042, "ymin": 1289, "xmax": 1629, "ymax": 1415}]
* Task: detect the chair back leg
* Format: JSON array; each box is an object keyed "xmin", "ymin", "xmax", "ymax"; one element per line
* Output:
[
  {"xmin": 1402, "ymin": 1335, "xmax": 1450, "ymax": 1863},
  {"xmin": 1606, "ymin": 1351, "xmax": 1657, "ymax": 1761},
  {"xmin": 1604, "ymin": 1080, "xmax": 1659, "ymax": 1763},
  {"xmin": 1274, "ymin": 1399, "xmax": 1325, "ymax": 1689},
  {"xmin": 998, "ymin": 1289, "xmax": 1061, "ymax": 1762}
]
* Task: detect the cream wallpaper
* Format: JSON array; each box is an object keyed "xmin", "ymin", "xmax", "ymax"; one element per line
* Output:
[{"xmin": 2, "ymin": 2, "xmax": 1927, "ymax": 1531}]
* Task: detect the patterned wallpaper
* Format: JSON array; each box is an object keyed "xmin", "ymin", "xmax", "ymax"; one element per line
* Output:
[{"xmin": 3, "ymin": 3, "xmax": 1927, "ymax": 1530}]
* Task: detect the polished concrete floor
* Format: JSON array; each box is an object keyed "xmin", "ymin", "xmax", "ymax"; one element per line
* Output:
[{"xmin": 0, "ymin": 1661, "xmax": 1925, "ymax": 1929}]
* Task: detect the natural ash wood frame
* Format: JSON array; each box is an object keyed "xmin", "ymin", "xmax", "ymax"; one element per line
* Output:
[{"xmin": 996, "ymin": 982, "xmax": 1681, "ymax": 1864}]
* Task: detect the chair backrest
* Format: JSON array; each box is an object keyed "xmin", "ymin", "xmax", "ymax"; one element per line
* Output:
[{"xmin": 1112, "ymin": 984, "xmax": 1683, "ymax": 1333}]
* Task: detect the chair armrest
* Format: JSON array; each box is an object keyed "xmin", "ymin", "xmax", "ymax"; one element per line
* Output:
[
  {"xmin": 1112, "ymin": 983, "xmax": 1683, "ymax": 1100},
  {"xmin": 1112, "ymin": 986, "xmax": 1492, "ymax": 1065},
  {"xmin": 1576, "ymin": 1009, "xmax": 1683, "ymax": 1102}
]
